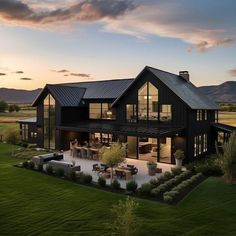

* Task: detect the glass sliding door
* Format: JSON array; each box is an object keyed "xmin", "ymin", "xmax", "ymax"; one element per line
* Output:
[
  {"xmin": 159, "ymin": 137, "xmax": 171, "ymax": 163},
  {"xmin": 138, "ymin": 137, "xmax": 158, "ymax": 162},
  {"xmin": 127, "ymin": 136, "xmax": 137, "ymax": 159}
]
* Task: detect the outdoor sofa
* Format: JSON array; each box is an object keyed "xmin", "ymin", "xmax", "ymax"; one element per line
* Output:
[{"xmin": 31, "ymin": 153, "xmax": 63, "ymax": 165}]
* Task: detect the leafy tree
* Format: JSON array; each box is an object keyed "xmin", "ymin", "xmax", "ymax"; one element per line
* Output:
[
  {"xmin": 0, "ymin": 100, "xmax": 8, "ymax": 112},
  {"xmin": 109, "ymin": 197, "xmax": 139, "ymax": 236},
  {"xmin": 217, "ymin": 132, "xmax": 236, "ymax": 184},
  {"xmin": 100, "ymin": 143, "xmax": 126, "ymax": 184},
  {"xmin": 13, "ymin": 104, "xmax": 20, "ymax": 112},
  {"xmin": 8, "ymin": 104, "xmax": 15, "ymax": 112}
]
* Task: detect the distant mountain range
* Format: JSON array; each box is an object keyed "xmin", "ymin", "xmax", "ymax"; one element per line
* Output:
[
  {"xmin": 0, "ymin": 81, "xmax": 235, "ymax": 104},
  {"xmin": 198, "ymin": 81, "xmax": 236, "ymax": 103},
  {"xmin": 0, "ymin": 88, "xmax": 42, "ymax": 104}
]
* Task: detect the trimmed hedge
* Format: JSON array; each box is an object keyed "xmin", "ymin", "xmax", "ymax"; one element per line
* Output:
[
  {"xmin": 163, "ymin": 173, "xmax": 203, "ymax": 203},
  {"xmin": 151, "ymin": 171, "xmax": 193, "ymax": 197}
]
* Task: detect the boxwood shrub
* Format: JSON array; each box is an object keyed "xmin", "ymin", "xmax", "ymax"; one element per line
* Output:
[
  {"xmin": 111, "ymin": 179, "xmax": 121, "ymax": 190},
  {"xmin": 126, "ymin": 180, "xmax": 138, "ymax": 192},
  {"xmin": 138, "ymin": 183, "xmax": 152, "ymax": 196},
  {"xmin": 98, "ymin": 176, "xmax": 106, "ymax": 187}
]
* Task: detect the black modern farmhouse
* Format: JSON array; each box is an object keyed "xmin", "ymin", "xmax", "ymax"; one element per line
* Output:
[{"xmin": 20, "ymin": 66, "xmax": 234, "ymax": 165}]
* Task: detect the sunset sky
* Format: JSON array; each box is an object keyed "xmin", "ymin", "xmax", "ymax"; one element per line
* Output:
[{"xmin": 0, "ymin": 0, "xmax": 236, "ymax": 90}]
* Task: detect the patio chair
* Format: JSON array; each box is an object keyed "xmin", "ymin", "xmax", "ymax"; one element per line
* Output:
[
  {"xmin": 115, "ymin": 170, "xmax": 126, "ymax": 179},
  {"xmin": 126, "ymin": 165, "xmax": 138, "ymax": 175},
  {"xmin": 100, "ymin": 164, "xmax": 108, "ymax": 172},
  {"xmin": 92, "ymin": 163, "xmax": 99, "ymax": 172}
]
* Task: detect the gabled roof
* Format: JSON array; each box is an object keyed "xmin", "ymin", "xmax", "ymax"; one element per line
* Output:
[
  {"xmin": 32, "ymin": 84, "xmax": 86, "ymax": 107},
  {"xmin": 61, "ymin": 79, "xmax": 134, "ymax": 99},
  {"xmin": 112, "ymin": 66, "xmax": 218, "ymax": 110}
]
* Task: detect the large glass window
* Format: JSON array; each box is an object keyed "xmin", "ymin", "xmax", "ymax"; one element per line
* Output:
[
  {"xmin": 160, "ymin": 105, "xmax": 172, "ymax": 122},
  {"xmin": 194, "ymin": 134, "xmax": 207, "ymax": 157},
  {"xmin": 89, "ymin": 103, "xmax": 116, "ymax": 120},
  {"xmin": 89, "ymin": 103, "xmax": 101, "ymax": 119},
  {"xmin": 138, "ymin": 82, "xmax": 158, "ymax": 121},
  {"xmin": 44, "ymin": 94, "xmax": 55, "ymax": 149},
  {"xmin": 126, "ymin": 104, "xmax": 137, "ymax": 122},
  {"xmin": 21, "ymin": 124, "xmax": 28, "ymax": 141},
  {"xmin": 149, "ymin": 83, "xmax": 158, "ymax": 120}
]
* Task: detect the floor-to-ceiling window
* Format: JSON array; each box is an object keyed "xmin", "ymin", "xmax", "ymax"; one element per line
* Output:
[
  {"xmin": 44, "ymin": 94, "xmax": 55, "ymax": 149},
  {"xmin": 138, "ymin": 82, "xmax": 158, "ymax": 121},
  {"xmin": 159, "ymin": 137, "xmax": 171, "ymax": 163}
]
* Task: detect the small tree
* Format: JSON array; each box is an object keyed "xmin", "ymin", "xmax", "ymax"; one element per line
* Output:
[
  {"xmin": 0, "ymin": 100, "xmax": 8, "ymax": 112},
  {"xmin": 109, "ymin": 197, "xmax": 139, "ymax": 236},
  {"xmin": 5, "ymin": 128, "xmax": 20, "ymax": 145},
  {"xmin": 100, "ymin": 143, "xmax": 126, "ymax": 184},
  {"xmin": 217, "ymin": 132, "xmax": 236, "ymax": 184}
]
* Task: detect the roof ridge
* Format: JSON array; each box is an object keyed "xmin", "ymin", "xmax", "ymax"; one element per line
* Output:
[
  {"xmin": 56, "ymin": 78, "xmax": 135, "ymax": 86},
  {"xmin": 146, "ymin": 66, "xmax": 180, "ymax": 77}
]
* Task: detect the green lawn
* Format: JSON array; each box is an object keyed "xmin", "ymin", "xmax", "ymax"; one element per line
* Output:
[{"xmin": 0, "ymin": 143, "xmax": 236, "ymax": 236}]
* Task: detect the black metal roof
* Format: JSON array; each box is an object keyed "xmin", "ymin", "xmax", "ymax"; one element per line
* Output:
[
  {"xmin": 32, "ymin": 85, "xmax": 86, "ymax": 107},
  {"xmin": 58, "ymin": 121, "xmax": 184, "ymax": 138},
  {"xmin": 212, "ymin": 123, "xmax": 236, "ymax": 133},
  {"xmin": 113, "ymin": 66, "xmax": 218, "ymax": 110},
  {"xmin": 61, "ymin": 79, "xmax": 134, "ymax": 99},
  {"xmin": 147, "ymin": 67, "xmax": 218, "ymax": 110}
]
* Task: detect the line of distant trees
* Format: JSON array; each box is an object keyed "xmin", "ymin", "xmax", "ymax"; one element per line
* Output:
[
  {"xmin": 219, "ymin": 103, "xmax": 236, "ymax": 112},
  {"xmin": 0, "ymin": 100, "xmax": 20, "ymax": 113}
]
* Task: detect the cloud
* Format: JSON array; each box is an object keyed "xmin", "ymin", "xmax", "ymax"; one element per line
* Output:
[
  {"xmin": 57, "ymin": 69, "xmax": 70, "ymax": 73},
  {"xmin": 20, "ymin": 77, "xmax": 32, "ymax": 80},
  {"xmin": 64, "ymin": 74, "xmax": 69, "ymax": 76},
  {"xmin": 0, "ymin": 73, "xmax": 6, "ymax": 76},
  {"xmin": 102, "ymin": 0, "xmax": 235, "ymax": 52},
  {"xmin": 14, "ymin": 70, "xmax": 24, "ymax": 74},
  {"xmin": 0, "ymin": 0, "xmax": 135, "ymax": 25},
  {"xmin": 228, "ymin": 69, "xmax": 236, "ymax": 77},
  {"xmin": 0, "ymin": 0, "xmax": 235, "ymax": 52},
  {"xmin": 70, "ymin": 73, "xmax": 90, "ymax": 77}
]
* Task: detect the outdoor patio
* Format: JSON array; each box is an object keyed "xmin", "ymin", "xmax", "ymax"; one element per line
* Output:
[{"xmin": 63, "ymin": 150, "xmax": 175, "ymax": 189}]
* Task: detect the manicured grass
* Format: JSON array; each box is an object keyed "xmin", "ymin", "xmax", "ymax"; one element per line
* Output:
[{"xmin": 0, "ymin": 143, "xmax": 236, "ymax": 236}]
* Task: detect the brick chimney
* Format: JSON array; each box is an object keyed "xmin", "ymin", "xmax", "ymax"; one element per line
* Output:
[{"xmin": 179, "ymin": 71, "xmax": 189, "ymax": 82}]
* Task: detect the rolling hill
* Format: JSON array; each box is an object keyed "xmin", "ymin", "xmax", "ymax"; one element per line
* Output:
[
  {"xmin": 199, "ymin": 81, "xmax": 236, "ymax": 103},
  {"xmin": 0, "ymin": 88, "xmax": 42, "ymax": 104}
]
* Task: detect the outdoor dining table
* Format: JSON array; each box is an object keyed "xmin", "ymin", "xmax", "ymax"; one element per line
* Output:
[{"xmin": 107, "ymin": 167, "xmax": 132, "ymax": 180}]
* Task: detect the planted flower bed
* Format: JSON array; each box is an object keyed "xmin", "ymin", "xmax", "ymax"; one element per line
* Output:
[{"xmin": 16, "ymin": 161, "xmax": 205, "ymax": 205}]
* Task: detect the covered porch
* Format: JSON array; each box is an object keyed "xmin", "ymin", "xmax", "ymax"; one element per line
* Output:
[{"xmin": 58, "ymin": 121, "xmax": 185, "ymax": 165}]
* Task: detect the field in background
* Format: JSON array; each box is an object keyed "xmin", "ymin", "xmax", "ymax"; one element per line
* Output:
[
  {"xmin": 219, "ymin": 111, "xmax": 236, "ymax": 127},
  {"xmin": 0, "ymin": 105, "xmax": 36, "ymax": 140}
]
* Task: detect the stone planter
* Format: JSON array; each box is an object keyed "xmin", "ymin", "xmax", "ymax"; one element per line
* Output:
[
  {"xmin": 147, "ymin": 163, "xmax": 157, "ymax": 176},
  {"xmin": 175, "ymin": 159, "xmax": 183, "ymax": 168}
]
